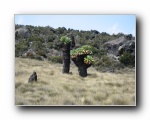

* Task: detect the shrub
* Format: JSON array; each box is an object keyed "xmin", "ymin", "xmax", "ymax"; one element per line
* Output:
[
  {"xmin": 48, "ymin": 56, "xmax": 63, "ymax": 63},
  {"xmin": 93, "ymin": 55, "xmax": 124, "ymax": 72},
  {"xmin": 36, "ymin": 50, "xmax": 47, "ymax": 58},
  {"xmin": 84, "ymin": 55, "xmax": 94, "ymax": 65},
  {"xmin": 15, "ymin": 41, "xmax": 28, "ymax": 57},
  {"xmin": 70, "ymin": 45, "xmax": 92, "ymax": 58},
  {"xmin": 60, "ymin": 36, "xmax": 71, "ymax": 45},
  {"xmin": 30, "ymin": 41, "xmax": 43, "ymax": 51},
  {"xmin": 26, "ymin": 52, "xmax": 35, "ymax": 59},
  {"xmin": 119, "ymin": 52, "xmax": 135, "ymax": 66}
]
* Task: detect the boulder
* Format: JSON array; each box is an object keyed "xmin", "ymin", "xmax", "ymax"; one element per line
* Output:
[
  {"xmin": 118, "ymin": 40, "xmax": 135, "ymax": 55},
  {"xmin": 103, "ymin": 36, "xmax": 135, "ymax": 57},
  {"xmin": 15, "ymin": 27, "xmax": 31, "ymax": 39},
  {"xmin": 91, "ymin": 30, "xmax": 100, "ymax": 34},
  {"xmin": 22, "ymin": 49, "xmax": 36, "ymax": 58}
]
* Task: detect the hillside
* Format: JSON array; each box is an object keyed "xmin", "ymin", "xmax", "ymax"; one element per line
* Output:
[
  {"xmin": 15, "ymin": 58, "xmax": 135, "ymax": 106},
  {"xmin": 15, "ymin": 24, "xmax": 135, "ymax": 72}
]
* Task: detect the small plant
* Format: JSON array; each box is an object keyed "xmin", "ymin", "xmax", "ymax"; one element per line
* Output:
[
  {"xmin": 60, "ymin": 36, "xmax": 71, "ymax": 45},
  {"xmin": 82, "ymin": 45, "xmax": 92, "ymax": 51},
  {"xmin": 70, "ymin": 49, "xmax": 77, "ymax": 58},
  {"xmin": 84, "ymin": 55, "xmax": 94, "ymax": 65},
  {"xmin": 70, "ymin": 45, "xmax": 92, "ymax": 58}
]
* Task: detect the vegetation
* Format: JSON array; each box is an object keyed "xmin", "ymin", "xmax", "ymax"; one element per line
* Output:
[
  {"xmin": 15, "ymin": 58, "xmax": 135, "ymax": 105},
  {"xmin": 119, "ymin": 52, "xmax": 135, "ymax": 67},
  {"xmin": 15, "ymin": 24, "xmax": 135, "ymax": 72},
  {"xmin": 84, "ymin": 55, "xmax": 94, "ymax": 65},
  {"xmin": 70, "ymin": 45, "xmax": 94, "ymax": 77},
  {"xmin": 70, "ymin": 45, "xmax": 93, "ymax": 58},
  {"xmin": 15, "ymin": 24, "xmax": 135, "ymax": 105},
  {"xmin": 48, "ymin": 56, "xmax": 63, "ymax": 64},
  {"xmin": 60, "ymin": 36, "xmax": 71, "ymax": 45},
  {"xmin": 60, "ymin": 36, "xmax": 72, "ymax": 73}
]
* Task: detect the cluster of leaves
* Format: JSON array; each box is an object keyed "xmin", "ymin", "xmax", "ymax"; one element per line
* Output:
[
  {"xmin": 70, "ymin": 45, "xmax": 94, "ymax": 65},
  {"xmin": 70, "ymin": 45, "xmax": 92, "ymax": 58},
  {"xmin": 84, "ymin": 55, "xmax": 94, "ymax": 65},
  {"xmin": 60, "ymin": 36, "xmax": 71, "ymax": 44}
]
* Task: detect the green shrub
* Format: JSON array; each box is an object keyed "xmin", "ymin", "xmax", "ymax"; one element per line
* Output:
[
  {"xmin": 26, "ymin": 52, "xmax": 35, "ymax": 59},
  {"xmin": 30, "ymin": 41, "xmax": 43, "ymax": 51},
  {"xmin": 93, "ymin": 55, "xmax": 124, "ymax": 72},
  {"xmin": 84, "ymin": 55, "xmax": 94, "ymax": 65},
  {"xmin": 15, "ymin": 41, "xmax": 28, "ymax": 57},
  {"xmin": 119, "ymin": 52, "xmax": 135, "ymax": 66},
  {"xmin": 70, "ymin": 45, "xmax": 92, "ymax": 58},
  {"xmin": 48, "ymin": 56, "xmax": 63, "ymax": 63},
  {"xmin": 36, "ymin": 50, "xmax": 47, "ymax": 58},
  {"xmin": 60, "ymin": 36, "xmax": 71, "ymax": 45}
]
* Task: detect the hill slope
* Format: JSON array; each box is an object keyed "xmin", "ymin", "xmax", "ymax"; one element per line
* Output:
[{"xmin": 15, "ymin": 58, "xmax": 135, "ymax": 106}]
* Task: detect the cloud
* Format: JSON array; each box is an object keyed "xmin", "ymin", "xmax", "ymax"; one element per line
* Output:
[{"xmin": 107, "ymin": 24, "xmax": 122, "ymax": 34}]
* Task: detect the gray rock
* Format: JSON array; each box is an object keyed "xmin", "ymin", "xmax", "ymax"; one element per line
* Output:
[
  {"xmin": 23, "ymin": 49, "xmax": 36, "ymax": 58},
  {"xmin": 103, "ymin": 36, "xmax": 135, "ymax": 56},
  {"xmin": 118, "ymin": 40, "xmax": 135, "ymax": 55},
  {"xmin": 15, "ymin": 27, "xmax": 31, "ymax": 39}
]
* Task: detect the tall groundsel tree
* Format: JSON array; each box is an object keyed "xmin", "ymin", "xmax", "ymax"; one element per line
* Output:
[
  {"xmin": 60, "ymin": 36, "xmax": 71, "ymax": 73},
  {"xmin": 71, "ymin": 45, "xmax": 94, "ymax": 77}
]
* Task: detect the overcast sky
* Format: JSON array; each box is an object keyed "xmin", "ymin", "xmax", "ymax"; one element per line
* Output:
[{"xmin": 15, "ymin": 14, "xmax": 136, "ymax": 36}]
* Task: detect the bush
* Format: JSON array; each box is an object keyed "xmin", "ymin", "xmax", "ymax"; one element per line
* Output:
[
  {"xmin": 84, "ymin": 55, "xmax": 94, "ymax": 65},
  {"xmin": 93, "ymin": 55, "xmax": 124, "ymax": 72},
  {"xmin": 15, "ymin": 41, "xmax": 28, "ymax": 57},
  {"xmin": 70, "ymin": 45, "xmax": 92, "ymax": 58},
  {"xmin": 30, "ymin": 41, "xmax": 43, "ymax": 51},
  {"xmin": 48, "ymin": 56, "xmax": 63, "ymax": 63},
  {"xmin": 119, "ymin": 52, "xmax": 135, "ymax": 66},
  {"xmin": 26, "ymin": 52, "xmax": 35, "ymax": 59},
  {"xmin": 36, "ymin": 50, "xmax": 47, "ymax": 58},
  {"xmin": 60, "ymin": 36, "xmax": 71, "ymax": 45}
]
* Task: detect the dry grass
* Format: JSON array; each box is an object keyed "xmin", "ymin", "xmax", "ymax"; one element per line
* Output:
[{"xmin": 15, "ymin": 58, "xmax": 135, "ymax": 106}]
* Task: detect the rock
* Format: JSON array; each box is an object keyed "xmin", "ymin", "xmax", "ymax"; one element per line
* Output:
[
  {"xmin": 47, "ymin": 49, "xmax": 62, "ymax": 56},
  {"xmin": 91, "ymin": 30, "xmax": 100, "ymax": 34},
  {"xmin": 118, "ymin": 40, "xmax": 135, "ymax": 55},
  {"xmin": 29, "ymin": 42, "xmax": 33, "ymax": 47},
  {"xmin": 35, "ymin": 56, "xmax": 45, "ymax": 61},
  {"xmin": 107, "ymin": 53, "xmax": 119, "ymax": 61},
  {"xmin": 103, "ymin": 36, "xmax": 135, "ymax": 56},
  {"xmin": 90, "ymin": 30, "xmax": 100, "ymax": 39},
  {"xmin": 15, "ymin": 27, "xmax": 31, "ymax": 39},
  {"xmin": 103, "ymin": 36, "xmax": 128, "ymax": 56},
  {"xmin": 23, "ymin": 49, "xmax": 36, "ymax": 58},
  {"xmin": 49, "ymin": 26, "xmax": 56, "ymax": 33}
]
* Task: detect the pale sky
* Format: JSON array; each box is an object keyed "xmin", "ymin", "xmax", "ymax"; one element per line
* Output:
[{"xmin": 15, "ymin": 14, "xmax": 136, "ymax": 36}]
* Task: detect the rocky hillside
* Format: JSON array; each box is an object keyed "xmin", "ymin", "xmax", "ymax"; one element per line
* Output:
[{"xmin": 15, "ymin": 24, "xmax": 135, "ymax": 72}]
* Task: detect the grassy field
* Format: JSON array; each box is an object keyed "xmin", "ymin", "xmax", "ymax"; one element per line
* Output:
[{"xmin": 15, "ymin": 57, "xmax": 135, "ymax": 106}]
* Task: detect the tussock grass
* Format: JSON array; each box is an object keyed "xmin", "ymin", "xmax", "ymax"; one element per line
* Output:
[{"xmin": 15, "ymin": 58, "xmax": 135, "ymax": 106}]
